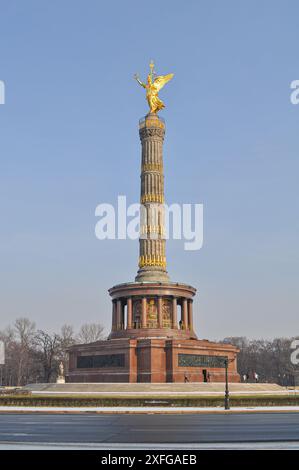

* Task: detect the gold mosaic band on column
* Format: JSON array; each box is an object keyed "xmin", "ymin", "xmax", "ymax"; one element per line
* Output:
[
  {"xmin": 142, "ymin": 163, "xmax": 163, "ymax": 172},
  {"xmin": 139, "ymin": 255, "xmax": 167, "ymax": 268},
  {"xmin": 140, "ymin": 225, "xmax": 165, "ymax": 236},
  {"xmin": 141, "ymin": 193, "xmax": 164, "ymax": 204}
]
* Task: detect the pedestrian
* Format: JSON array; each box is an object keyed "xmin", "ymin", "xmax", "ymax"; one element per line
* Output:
[
  {"xmin": 184, "ymin": 373, "xmax": 189, "ymax": 383},
  {"xmin": 243, "ymin": 374, "xmax": 247, "ymax": 383},
  {"xmin": 254, "ymin": 372, "xmax": 259, "ymax": 383}
]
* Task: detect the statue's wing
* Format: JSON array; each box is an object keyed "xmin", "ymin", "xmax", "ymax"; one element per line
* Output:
[{"xmin": 153, "ymin": 74, "xmax": 174, "ymax": 92}]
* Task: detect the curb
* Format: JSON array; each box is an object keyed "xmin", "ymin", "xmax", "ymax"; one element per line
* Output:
[{"xmin": 1, "ymin": 406, "xmax": 299, "ymax": 414}]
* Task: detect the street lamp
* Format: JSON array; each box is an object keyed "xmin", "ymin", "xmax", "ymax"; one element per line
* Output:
[
  {"xmin": 224, "ymin": 357, "xmax": 235, "ymax": 410},
  {"xmin": 224, "ymin": 358, "xmax": 230, "ymax": 410}
]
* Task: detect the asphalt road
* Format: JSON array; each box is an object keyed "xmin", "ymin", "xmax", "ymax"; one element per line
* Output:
[{"xmin": 0, "ymin": 412, "xmax": 299, "ymax": 448}]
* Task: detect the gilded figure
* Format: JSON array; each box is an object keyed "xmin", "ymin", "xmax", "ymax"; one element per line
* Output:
[{"xmin": 134, "ymin": 60, "xmax": 174, "ymax": 114}]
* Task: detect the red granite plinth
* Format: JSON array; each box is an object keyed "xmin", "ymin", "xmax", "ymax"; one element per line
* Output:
[{"xmin": 67, "ymin": 337, "xmax": 239, "ymax": 383}]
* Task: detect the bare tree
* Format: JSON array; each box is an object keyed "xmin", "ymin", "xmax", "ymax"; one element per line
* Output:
[
  {"xmin": 221, "ymin": 336, "xmax": 299, "ymax": 385},
  {"xmin": 13, "ymin": 318, "xmax": 36, "ymax": 386},
  {"xmin": 14, "ymin": 318, "xmax": 36, "ymax": 345},
  {"xmin": 0, "ymin": 327, "xmax": 16, "ymax": 386},
  {"xmin": 0, "ymin": 320, "xmax": 104, "ymax": 385},
  {"xmin": 0, "ymin": 326, "xmax": 15, "ymax": 344},
  {"xmin": 34, "ymin": 330, "xmax": 60, "ymax": 383},
  {"xmin": 77, "ymin": 323, "xmax": 105, "ymax": 344}
]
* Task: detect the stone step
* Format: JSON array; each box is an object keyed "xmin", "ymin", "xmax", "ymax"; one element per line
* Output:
[{"xmin": 23, "ymin": 382, "xmax": 286, "ymax": 396}]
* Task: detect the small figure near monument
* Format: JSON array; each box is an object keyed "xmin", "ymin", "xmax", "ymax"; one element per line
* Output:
[
  {"xmin": 59, "ymin": 361, "xmax": 64, "ymax": 376},
  {"xmin": 56, "ymin": 361, "xmax": 65, "ymax": 384}
]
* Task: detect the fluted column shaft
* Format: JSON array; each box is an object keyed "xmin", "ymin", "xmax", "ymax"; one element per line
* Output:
[{"xmin": 136, "ymin": 114, "xmax": 169, "ymax": 282}]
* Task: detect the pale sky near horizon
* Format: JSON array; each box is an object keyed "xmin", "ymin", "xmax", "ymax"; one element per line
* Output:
[{"xmin": 0, "ymin": 0, "xmax": 298, "ymax": 340}]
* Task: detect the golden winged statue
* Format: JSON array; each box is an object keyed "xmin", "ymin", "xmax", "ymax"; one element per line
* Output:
[{"xmin": 134, "ymin": 61, "xmax": 174, "ymax": 114}]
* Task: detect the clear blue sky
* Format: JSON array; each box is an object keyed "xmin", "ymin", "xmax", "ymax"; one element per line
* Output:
[{"xmin": 0, "ymin": 0, "xmax": 298, "ymax": 339}]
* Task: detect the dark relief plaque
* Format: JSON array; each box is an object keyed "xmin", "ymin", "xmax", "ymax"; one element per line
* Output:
[
  {"xmin": 77, "ymin": 354, "xmax": 125, "ymax": 369},
  {"xmin": 178, "ymin": 353, "xmax": 227, "ymax": 368}
]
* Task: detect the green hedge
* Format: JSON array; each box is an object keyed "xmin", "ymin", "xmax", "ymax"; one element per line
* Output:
[{"xmin": 0, "ymin": 394, "xmax": 299, "ymax": 407}]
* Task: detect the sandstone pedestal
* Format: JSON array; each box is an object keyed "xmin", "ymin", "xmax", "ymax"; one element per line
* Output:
[{"xmin": 56, "ymin": 376, "xmax": 65, "ymax": 384}]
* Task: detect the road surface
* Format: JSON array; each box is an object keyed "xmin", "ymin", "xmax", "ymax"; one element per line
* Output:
[{"xmin": 0, "ymin": 412, "xmax": 299, "ymax": 449}]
